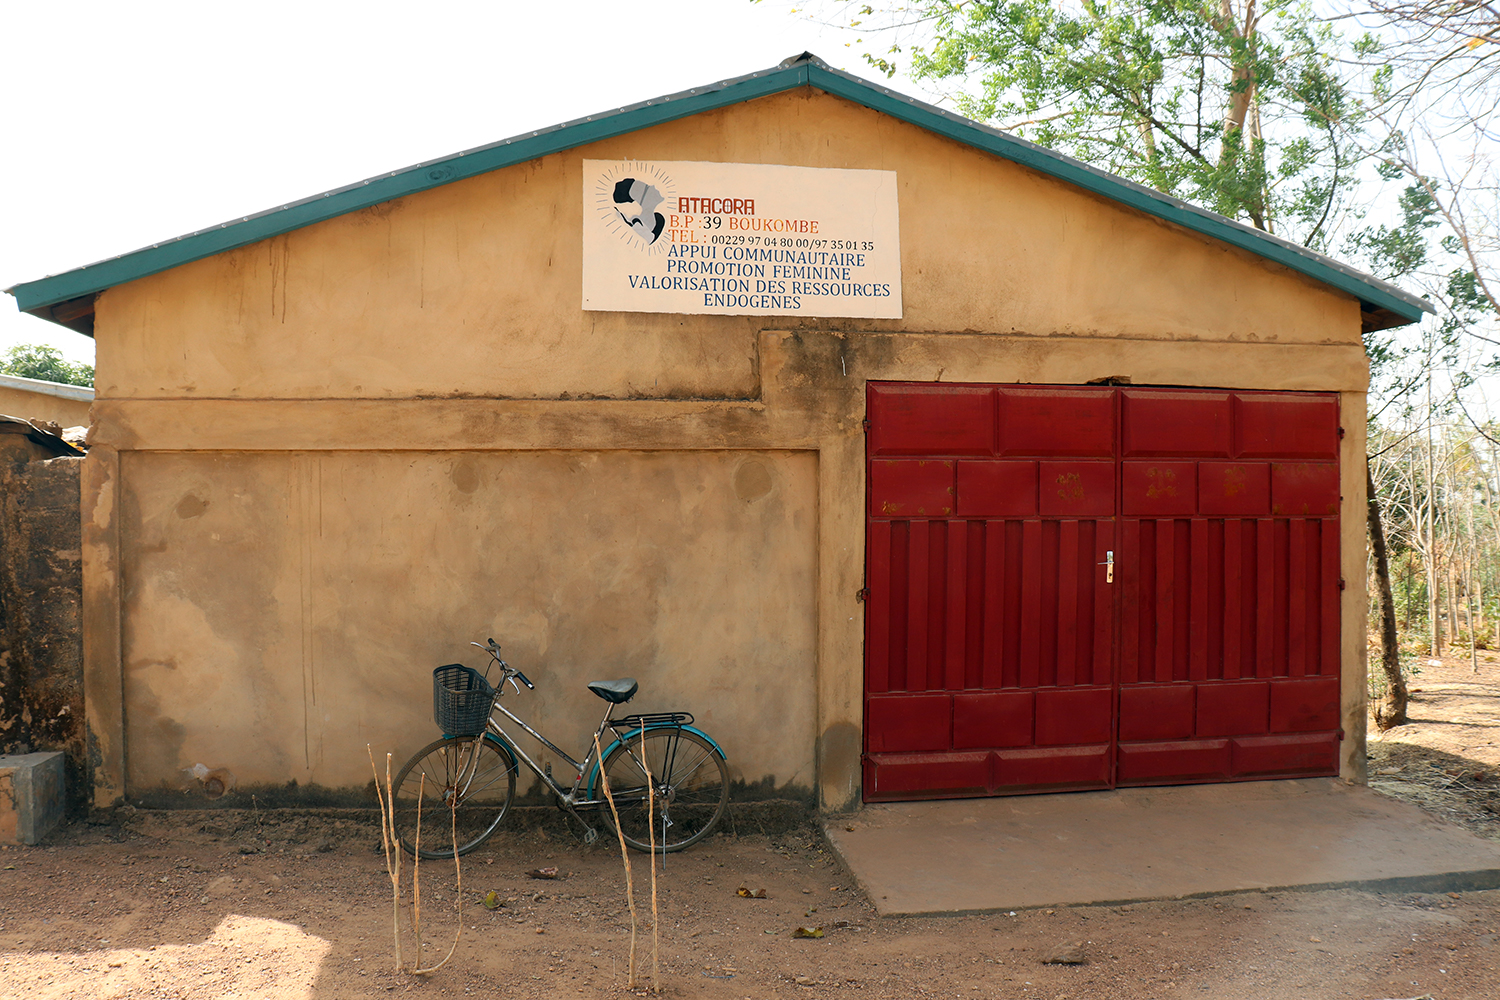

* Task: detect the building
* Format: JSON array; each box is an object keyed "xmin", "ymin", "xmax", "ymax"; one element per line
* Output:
[
  {"xmin": 6, "ymin": 55, "xmax": 1427, "ymax": 812},
  {"xmin": 0, "ymin": 373, "xmax": 92, "ymax": 431}
]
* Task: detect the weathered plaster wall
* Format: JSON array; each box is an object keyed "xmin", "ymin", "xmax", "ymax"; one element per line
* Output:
[
  {"xmin": 118, "ymin": 450, "xmax": 817, "ymax": 795},
  {"xmin": 95, "ymin": 89, "xmax": 1360, "ymax": 402},
  {"xmin": 0, "ymin": 447, "xmax": 85, "ymax": 815},
  {"xmin": 78, "ymin": 86, "xmax": 1377, "ymax": 810},
  {"xmin": 0, "ymin": 382, "xmax": 91, "ymax": 429}
]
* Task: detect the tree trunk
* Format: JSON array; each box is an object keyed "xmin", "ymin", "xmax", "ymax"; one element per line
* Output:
[
  {"xmin": 1448, "ymin": 562, "xmax": 1461, "ymax": 654},
  {"xmin": 1471, "ymin": 573, "xmax": 1481, "ymax": 674},
  {"xmin": 1426, "ymin": 395, "xmax": 1441, "ymax": 656},
  {"xmin": 1368, "ymin": 462, "xmax": 1408, "ymax": 729}
]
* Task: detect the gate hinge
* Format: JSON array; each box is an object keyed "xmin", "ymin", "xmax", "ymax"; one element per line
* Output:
[
  {"xmin": 1338, "ymin": 578, "xmax": 1346, "ymax": 591},
  {"xmin": 861, "ymin": 418, "xmax": 871, "ymax": 432},
  {"xmin": 1338, "ymin": 426, "xmax": 1346, "ymax": 439},
  {"xmin": 856, "ymin": 587, "xmax": 870, "ymax": 602},
  {"xmin": 1337, "ymin": 728, "xmax": 1346, "ymax": 741}
]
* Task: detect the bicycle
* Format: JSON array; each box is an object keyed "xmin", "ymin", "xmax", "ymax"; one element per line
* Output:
[{"xmin": 391, "ymin": 639, "xmax": 730, "ymax": 859}]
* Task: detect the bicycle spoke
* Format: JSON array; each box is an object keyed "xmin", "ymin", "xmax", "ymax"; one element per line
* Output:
[
  {"xmin": 393, "ymin": 737, "xmax": 517, "ymax": 858},
  {"xmin": 601, "ymin": 729, "xmax": 727, "ymax": 853}
]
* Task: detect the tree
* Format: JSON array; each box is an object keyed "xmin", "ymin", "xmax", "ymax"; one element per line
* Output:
[
  {"xmin": 1367, "ymin": 459, "xmax": 1408, "ymax": 727},
  {"xmin": 0, "ymin": 344, "xmax": 94, "ymax": 388},
  {"xmin": 793, "ymin": 0, "xmax": 1471, "ymax": 726},
  {"xmin": 830, "ymin": 0, "xmax": 1370, "ymax": 248},
  {"xmin": 1343, "ymin": 1, "xmax": 1499, "ymax": 345}
]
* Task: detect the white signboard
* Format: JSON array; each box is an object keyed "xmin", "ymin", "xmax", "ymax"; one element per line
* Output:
[{"xmin": 583, "ymin": 159, "xmax": 901, "ymax": 318}]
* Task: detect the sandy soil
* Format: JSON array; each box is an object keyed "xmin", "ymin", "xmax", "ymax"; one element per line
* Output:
[
  {"xmin": 3, "ymin": 657, "xmax": 1499, "ymax": 1000},
  {"xmin": 1367, "ymin": 651, "xmax": 1500, "ymax": 842}
]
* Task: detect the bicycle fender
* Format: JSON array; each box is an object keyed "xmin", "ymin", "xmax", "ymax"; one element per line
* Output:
[
  {"xmin": 434, "ymin": 732, "xmax": 520, "ymax": 769},
  {"xmin": 585, "ymin": 723, "xmax": 725, "ymax": 799}
]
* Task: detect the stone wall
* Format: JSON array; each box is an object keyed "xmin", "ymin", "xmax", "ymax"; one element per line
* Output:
[{"xmin": 0, "ymin": 440, "xmax": 85, "ymax": 816}]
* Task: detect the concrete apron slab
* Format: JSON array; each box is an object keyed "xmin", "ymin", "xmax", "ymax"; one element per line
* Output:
[{"xmin": 824, "ymin": 778, "xmax": 1500, "ymax": 916}]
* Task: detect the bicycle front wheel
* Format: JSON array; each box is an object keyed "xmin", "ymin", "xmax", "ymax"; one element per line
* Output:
[
  {"xmin": 391, "ymin": 735, "xmax": 517, "ymax": 858},
  {"xmin": 600, "ymin": 728, "xmax": 728, "ymax": 853}
]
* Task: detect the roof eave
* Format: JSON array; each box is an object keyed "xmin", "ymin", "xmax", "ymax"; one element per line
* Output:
[
  {"xmin": 5, "ymin": 54, "xmax": 1432, "ymax": 333},
  {"xmin": 4, "ymin": 60, "xmax": 816, "ymax": 326}
]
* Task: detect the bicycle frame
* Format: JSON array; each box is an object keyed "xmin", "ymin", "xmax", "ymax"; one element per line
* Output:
[
  {"xmin": 482, "ymin": 695, "xmax": 616, "ymax": 811},
  {"xmin": 457, "ymin": 642, "xmax": 725, "ymax": 848}
]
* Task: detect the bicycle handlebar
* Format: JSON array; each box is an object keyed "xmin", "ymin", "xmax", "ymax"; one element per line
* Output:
[{"xmin": 471, "ymin": 638, "xmax": 535, "ymax": 691}]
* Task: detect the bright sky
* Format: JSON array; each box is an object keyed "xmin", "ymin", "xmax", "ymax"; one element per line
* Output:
[
  {"xmin": 3, "ymin": 0, "xmax": 1472, "ymax": 414},
  {"xmin": 1, "ymin": 0, "xmax": 932, "ymax": 366}
]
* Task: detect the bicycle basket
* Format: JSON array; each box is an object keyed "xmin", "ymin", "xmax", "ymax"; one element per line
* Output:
[{"xmin": 432, "ymin": 664, "xmax": 496, "ymax": 736}]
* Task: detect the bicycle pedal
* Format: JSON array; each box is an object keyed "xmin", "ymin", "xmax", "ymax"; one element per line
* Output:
[{"xmin": 583, "ymin": 827, "xmax": 599, "ymax": 846}]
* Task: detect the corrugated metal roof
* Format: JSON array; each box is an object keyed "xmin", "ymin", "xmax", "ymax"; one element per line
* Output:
[
  {"xmin": 0, "ymin": 372, "xmax": 95, "ymax": 402},
  {"xmin": 5, "ymin": 53, "xmax": 1431, "ymax": 334}
]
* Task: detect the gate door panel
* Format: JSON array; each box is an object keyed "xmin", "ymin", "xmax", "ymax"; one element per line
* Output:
[
  {"xmin": 864, "ymin": 385, "xmax": 1117, "ymax": 799},
  {"xmin": 864, "ymin": 383, "xmax": 1342, "ymax": 802},
  {"xmin": 1114, "ymin": 390, "xmax": 1341, "ymax": 785}
]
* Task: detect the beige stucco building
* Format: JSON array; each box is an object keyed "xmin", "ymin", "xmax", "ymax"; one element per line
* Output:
[
  {"xmin": 7, "ymin": 55, "xmax": 1427, "ymax": 813},
  {"xmin": 0, "ymin": 373, "xmax": 92, "ymax": 430}
]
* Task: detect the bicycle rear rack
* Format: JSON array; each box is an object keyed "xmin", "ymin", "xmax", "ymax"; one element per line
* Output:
[{"xmin": 608, "ymin": 711, "xmax": 694, "ymax": 733}]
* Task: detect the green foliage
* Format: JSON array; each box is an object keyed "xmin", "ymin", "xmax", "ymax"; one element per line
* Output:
[
  {"xmin": 1345, "ymin": 181, "xmax": 1440, "ymax": 280},
  {"xmin": 0, "ymin": 344, "xmax": 94, "ymax": 388},
  {"xmin": 863, "ymin": 0, "xmax": 1365, "ymax": 247}
]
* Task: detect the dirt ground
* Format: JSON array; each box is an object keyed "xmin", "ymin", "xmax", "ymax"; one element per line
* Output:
[
  {"xmin": 3, "ymin": 656, "xmax": 1500, "ymax": 1000},
  {"xmin": 1367, "ymin": 651, "xmax": 1500, "ymax": 843}
]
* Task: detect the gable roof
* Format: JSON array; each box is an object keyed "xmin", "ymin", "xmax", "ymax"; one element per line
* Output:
[{"xmin": 7, "ymin": 53, "xmax": 1431, "ymax": 336}]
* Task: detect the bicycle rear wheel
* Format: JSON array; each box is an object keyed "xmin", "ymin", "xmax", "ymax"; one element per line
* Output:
[
  {"xmin": 600, "ymin": 728, "xmax": 728, "ymax": 853},
  {"xmin": 391, "ymin": 735, "xmax": 517, "ymax": 858}
]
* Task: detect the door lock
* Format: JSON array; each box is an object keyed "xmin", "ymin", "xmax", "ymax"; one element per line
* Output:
[{"xmin": 1099, "ymin": 550, "xmax": 1114, "ymax": 584}]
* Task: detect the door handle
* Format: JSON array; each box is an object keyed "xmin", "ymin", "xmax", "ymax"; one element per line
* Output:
[{"xmin": 1098, "ymin": 550, "xmax": 1114, "ymax": 584}]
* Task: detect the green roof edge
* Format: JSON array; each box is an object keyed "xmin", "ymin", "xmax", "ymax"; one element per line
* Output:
[{"xmin": 7, "ymin": 55, "xmax": 1431, "ymax": 326}]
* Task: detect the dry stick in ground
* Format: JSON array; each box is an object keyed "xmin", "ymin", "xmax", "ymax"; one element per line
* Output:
[
  {"xmin": 643, "ymin": 728, "xmax": 660, "ymax": 994},
  {"xmin": 367, "ymin": 746, "xmax": 404, "ymax": 972},
  {"xmin": 366, "ymin": 744, "xmax": 463, "ymax": 975},
  {"xmin": 411, "ymin": 764, "xmax": 463, "ymax": 975},
  {"xmin": 412, "ymin": 776, "xmax": 423, "ymax": 955},
  {"xmin": 594, "ymin": 733, "xmax": 639, "ymax": 989}
]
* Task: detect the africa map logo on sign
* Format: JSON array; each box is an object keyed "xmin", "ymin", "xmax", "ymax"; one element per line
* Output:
[
  {"xmin": 583, "ymin": 159, "xmax": 902, "ymax": 318},
  {"xmin": 594, "ymin": 161, "xmax": 676, "ymax": 250}
]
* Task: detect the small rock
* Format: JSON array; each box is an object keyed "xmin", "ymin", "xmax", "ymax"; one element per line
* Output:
[
  {"xmin": 316, "ymin": 838, "xmax": 335, "ymax": 853},
  {"xmin": 794, "ymin": 975, "xmax": 820, "ymax": 986},
  {"xmin": 1041, "ymin": 942, "xmax": 1087, "ymax": 965}
]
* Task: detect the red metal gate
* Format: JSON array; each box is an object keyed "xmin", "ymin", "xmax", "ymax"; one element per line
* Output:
[{"xmin": 863, "ymin": 383, "xmax": 1342, "ymax": 800}]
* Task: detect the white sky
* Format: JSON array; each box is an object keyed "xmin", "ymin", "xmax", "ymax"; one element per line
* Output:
[
  {"xmin": 2, "ymin": 0, "xmax": 1466, "ymax": 413},
  {"xmin": 1, "ymin": 0, "xmax": 927, "ymax": 365}
]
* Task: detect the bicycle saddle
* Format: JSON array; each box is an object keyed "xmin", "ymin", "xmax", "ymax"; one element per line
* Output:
[{"xmin": 587, "ymin": 679, "xmax": 638, "ymax": 704}]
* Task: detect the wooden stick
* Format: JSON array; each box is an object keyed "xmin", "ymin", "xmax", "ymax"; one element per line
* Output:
[
  {"xmin": 594, "ymin": 733, "xmax": 638, "ymax": 988},
  {"xmin": 412, "ymin": 761, "xmax": 464, "ymax": 974},
  {"xmin": 367, "ymin": 746, "xmax": 404, "ymax": 972},
  {"xmin": 412, "ymin": 772, "xmax": 423, "ymax": 953},
  {"xmin": 643, "ymin": 728, "xmax": 660, "ymax": 993}
]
